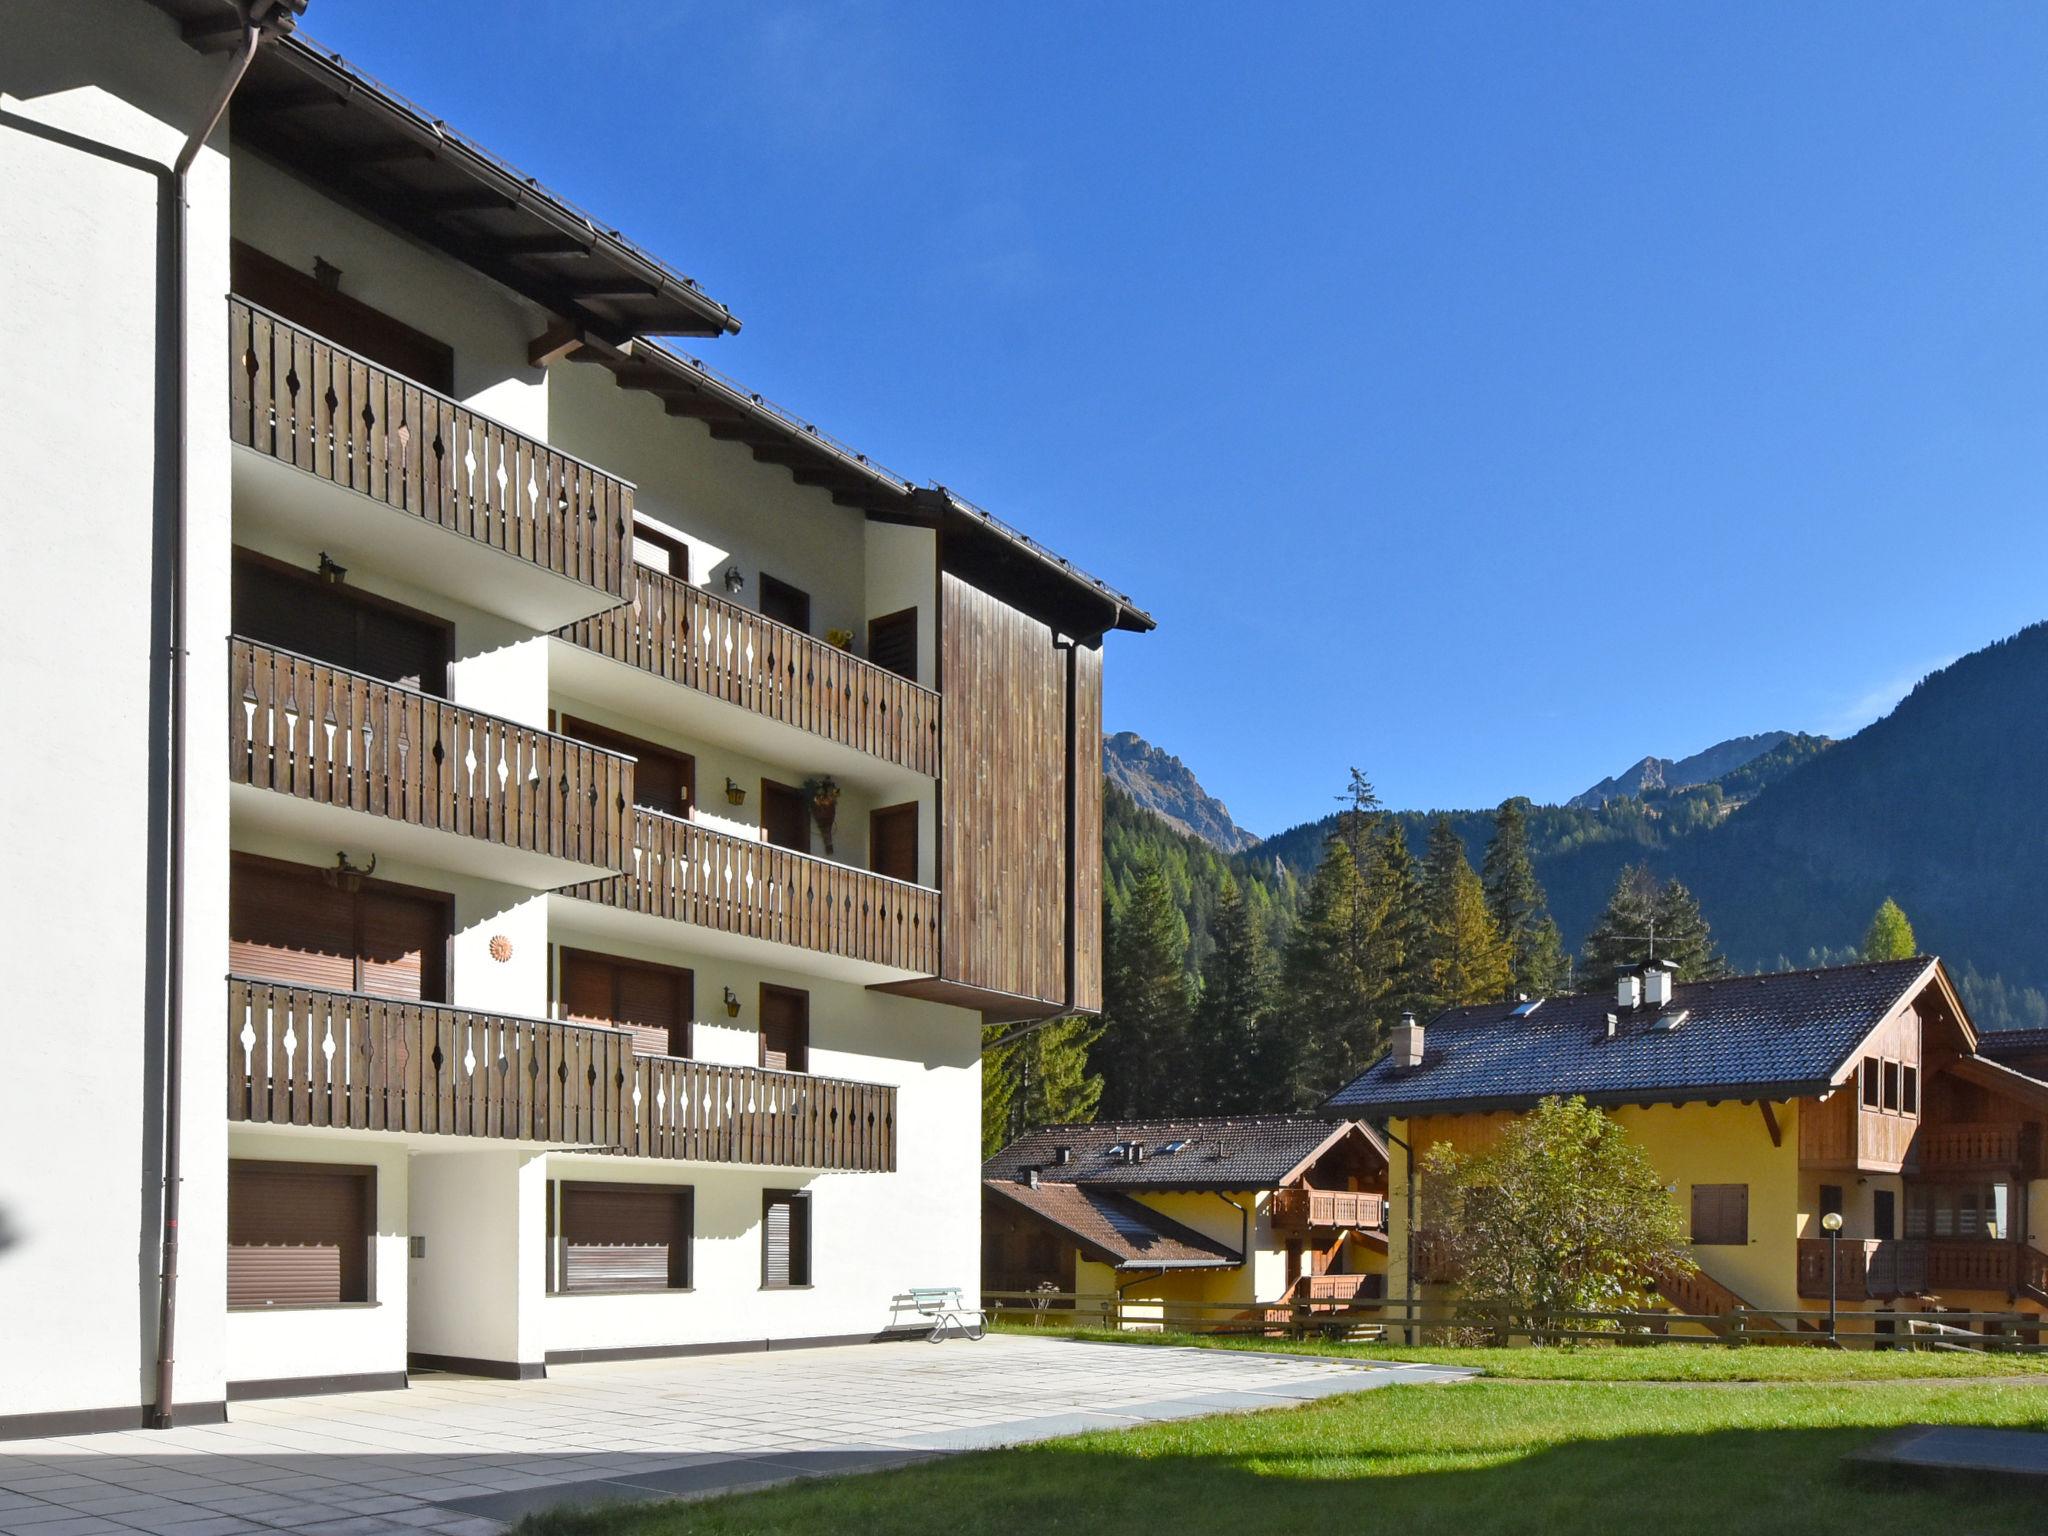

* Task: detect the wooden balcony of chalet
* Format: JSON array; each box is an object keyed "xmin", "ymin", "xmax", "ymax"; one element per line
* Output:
[
  {"xmin": 229, "ymin": 638, "xmax": 634, "ymax": 886},
  {"xmin": 227, "ymin": 976, "xmax": 897, "ymax": 1172},
  {"xmin": 1795, "ymin": 1237, "xmax": 2048, "ymax": 1302},
  {"xmin": 565, "ymin": 807, "xmax": 941, "ymax": 976},
  {"xmin": 1918, "ymin": 1121, "xmax": 2040, "ymax": 1176},
  {"xmin": 557, "ymin": 564, "xmax": 942, "ymax": 777},
  {"xmin": 228, "ymin": 296, "xmax": 632, "ymax": 627},
  {"xmin": 1270, "ymin": 1189, "xmax": 1386, "ymax": 1233}
]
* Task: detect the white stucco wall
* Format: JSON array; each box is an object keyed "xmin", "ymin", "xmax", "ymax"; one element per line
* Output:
[
  {"xmin": 223, "ymin": 1131, "xmax": 410, "ymax": 1387},
  {"xmin": 0, "ymin": 0, "xmax": 232, "ymax": 1423},
  {"xmin": 862, "ymin": 522, "xmax": 937, "ymax": 686}
]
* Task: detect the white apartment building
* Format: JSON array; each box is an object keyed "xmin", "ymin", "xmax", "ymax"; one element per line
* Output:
[{"xmin": 0, "ymin": 0, "xmax": 1149, "ymax": 1436}]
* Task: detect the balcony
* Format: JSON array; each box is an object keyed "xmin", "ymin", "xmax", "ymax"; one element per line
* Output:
[
  {"xmin": 563, "ymin": 807, "xmax": 941, "ymax": 979},
  {"xmin": 227, "ymin": 976, "xmax": 897, "ymax": 1172},
  {"xmin": 554, "ymin": 564, "xmax": 941, "ymax": 779},
  {"xmin": 1919, "ymin": 1121, "xmax": 2037, "ymax": 1175},
  {"xmin": 1293, "ymin": 1273, "xmax": 1383, "ymax": 1303},
  {"xmin": 1796, "ymin": 1237, "xmax": 2048, "ymax": 1301},
  {"xmin": 229, "ymin": 296, "xmax": 631, "ymax": 628},
  {"xmin": 229, "ymin": 638, "xmax": 633, "ymax": 887},
  {"xmin": 1271, "ymin": 1189, "xmax": 1385, "ymax": 1232}
]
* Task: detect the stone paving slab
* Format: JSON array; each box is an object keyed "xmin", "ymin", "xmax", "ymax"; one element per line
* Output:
[
  {"xmin": 1, "ymin": 1337, "xmax": 1470, "ymax": 1534},
  {"xmin": 1846, "ymin": 1423, "xmax": 2048, "ymax": 1482}
]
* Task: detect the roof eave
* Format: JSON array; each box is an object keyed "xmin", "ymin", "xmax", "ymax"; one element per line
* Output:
[{"xmin": 1332, "ymin": 1078, "xmax": 1837, "ymax": 1121}]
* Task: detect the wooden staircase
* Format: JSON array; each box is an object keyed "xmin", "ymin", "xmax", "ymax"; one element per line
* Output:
[{"xmin": 1650, "ymin": 1262, "xmax": 1787, "ymax": 1336}]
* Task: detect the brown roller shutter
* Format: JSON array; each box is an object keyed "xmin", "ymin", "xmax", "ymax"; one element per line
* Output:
[
  {"xmin": 358, "ymin": 887, "xmax": 444, "ymax": 1001},
  {"xmin": 232, "ymin": 240, "xmax": 456, "ymax": 393},
  {"xmin": 560, "ymin": 951, "xmax": 616, "ymax": 1029},
  {"xmin": 231, "ymin": 553, "xmax": 450, "ymax": 693},
  {"xmin": 556, "ymin": 1182, "xmax": 691, "ymax": 1291},
  {"xmin": 870, "ymin": 803, "xmax": 919, "ymax": 884},
  {"xmin": 761, "ymin": 1190, "xmax": 810, "ymax": 1288},
  {"xmin": 228, "ymin": 1160, "xmax": 373, "ymax": 1305},
  {"xmin": 558, "ymin": 949, "xmax": 691, "ymax": 1058},
  {"xmin": 229, "ymin": 857, "xmax": 356, "ymax": 992}
]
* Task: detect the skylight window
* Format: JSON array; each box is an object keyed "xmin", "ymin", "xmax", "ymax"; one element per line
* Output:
[
  {"xmin": 1159, "ymin": 1139, "xmax": 1189, "ymax": 1155},
  {"xmin": 1651, "ymin": 1009, "xmax": 1689, "ymax": 1032},
  {"xmin": 1509, "ymin": 999, "xmax": 1544, "ymax": 1018}
]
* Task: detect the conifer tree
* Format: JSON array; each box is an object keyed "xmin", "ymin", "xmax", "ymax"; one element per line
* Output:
[
  {"xmin": 1482, "ymin": 797, "xmax": 1565, "ymax": 998},
  {"xmin": 1374, "ymin": 821, "xmax": 1430, "ymax": 1025},
  {"xmin": 1578, "ymin": 864, "xmax": 1662, "ymax": 991},
  {"xmin": 1093, "ymin": 866, "xmax": 1193, "ymax": 1116},
  {"xmin": 1191, "ymin": 875, "xmax": 1274, "ymax": 1113},
  {"xmin": 1420, "ymin": 816, "xmax": 1512, "ymax": 1010},
  {"xmin": 1862, "ymin": 898, "xmax": 1918, "ymax": 962},
  {"xmin": 981, "ymin": 1016, "xmax": 1106, "ymax": 1157},
  {"xmin": 1275, "ymin": 840, "xmax": 1388, "ymax": 1107},
  {"xmin": 1650, "ymin": 876, "xmax": 1728, "ymax": 980}
]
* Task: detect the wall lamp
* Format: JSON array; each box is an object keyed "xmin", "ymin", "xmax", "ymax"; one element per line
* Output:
[
  {"xmin": 723, "ymin": 986, "xmax": 742, "ymax": 1018},
  {"xmin": 723, "ymin": 565, "xmax": 745, "ymax": 595},
  {"xmin": 318, "ymin": 551, "xmax": 348, "ymax": 585}
]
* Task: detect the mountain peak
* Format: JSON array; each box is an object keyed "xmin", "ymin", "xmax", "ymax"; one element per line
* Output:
[
  {"xmin": 1568, "ymin": 732, "xmax": 1803, "ymax": 809},
  {"xmin": 1103, "ymin": 731, "xmax": 1260, "ymax": 852}
]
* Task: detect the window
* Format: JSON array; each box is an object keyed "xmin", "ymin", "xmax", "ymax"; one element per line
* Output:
[
  {"xmin": 759, "ymin": 984, "xmax": 809, "ymax": 1073},
  {"xmin": 1906, "ymin": 1183, "xmax": 2008, "ymax": 1240},
  {"xmin": 760, "ymin": 780, "xmax": 809, "ymax": 853},
  {"xmin": 228, "ymin": 1160, "xmax": 373, "ymax": 1306},
  {"xmin": 759, "ymin": 573, "xmax": 811, "ymax": 632},
  {"xmin": 631, "ymin": 521, "xmax": 689, "ymax": 579},
  {"xmin": 1900, "ymin": 1065, "xmax": 1919, "ymax": 1115},
  {"xmin": 869, "ymin": 803, "xmax": 919, "ymax": 884},
  {"xmin": 549, "ymin": 1182, "xmax": 692, "ymax": 1293},
  {"xmin": 1690, "ymin": 1183, "xmax": 1748, "ymax": 1246},
  {"xmin": 1882, "ymin": 1061, "xmax": 1901, "ymax": 1112},
  {"xmin": 233, "ymin": 551, "xmax": 452, "ymax": 694},
  {"xmin": 867, "ymin": 608, "xmax": 918, "ymax": 681},
  {"xmin": 558, "ymin": 948, "xmax": 692, "ymax": 1058},
  {"xmin": 1862, "ymin": 1057, "xmax": 1883, "ymax": 1109},
  {"xmin": 1818, "ymin": 1185, "xmax": 1844, "ymax": 1221},
  {"xmin": 229, "ymin": 853, "xmax": 450, "ymax": 1000},
  {"xmin": 762, "ymin": 1190, "xmax": 811, "ymax": 1288},
  {"xmin": 559, "ymin": 714, "xmax": 695, "ymax": 819}
]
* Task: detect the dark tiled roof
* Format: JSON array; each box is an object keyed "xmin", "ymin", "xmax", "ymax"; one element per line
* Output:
[
  {"xmin": 1978, "ymin": 1028, "xmax": 2048, "ymax": 1071},
  {"xmin": 982, "ymin": 1182, "xmax": 1241, "ymax": 1271},
  {"xmin": 984, "ymin": 1116, "xmax": 1374, "ymax": 1191},
  {"xmin": 1324, "ymin": 958, "xmax": 1944, "ymax": 1117}
]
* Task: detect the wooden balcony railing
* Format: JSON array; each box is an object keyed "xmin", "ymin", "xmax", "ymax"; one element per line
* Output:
[
  {"xmin": 1271, "ymin": 1189, "xmax": 1385, "ymax": 1231},
  {"xmin": 1294, "ymin": 1273, "xmax": 1382, "ymax": 1303},
  {"xmin": 230, "ymin": 638, "xmax": 633, "ymax": 871},
  {"xmin": 1919, "ymin": 1121, "xmax": 2032, "ymax": 1172},
  {"xmin": 567, "ymin": 807, "xmax": 941, "ymax": 974},
  {"xmin": 559, "ymin": 565, "xmax": 941, "ymax": 776},
  {"xmin": 230, "ymin": 296, "xmax": 631, "ymax": 599},
  {"xmin": 227, "ymin": 977, "xmax": 896, "ymax": 1172},
  {"xmin": 1796, "ymin": 1237, "xmax": 2045, "ymax": 1300}
]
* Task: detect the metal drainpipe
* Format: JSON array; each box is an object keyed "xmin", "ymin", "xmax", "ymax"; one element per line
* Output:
[{"xmin": 152, "ymin": 0, "xmax": 290, "ymax": 1432}]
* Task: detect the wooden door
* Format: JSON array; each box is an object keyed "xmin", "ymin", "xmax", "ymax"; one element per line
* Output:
[
  {"xmin": 560, "ymin": 714, "xmax": 694, "ymax": 818},
  {"xmin": 759, "ymin": 984, "xmax": 809, "ymax": 1072},
  {"xmin": 870, "ymin": 803, "xmax": 919, "ymax": 883},
  {"xmin": 761, "ymin": 780, "xmax": 809, "ymax": 852},
  {"xmin": 759, "ymin": 573, "xmax": 811, "ymax": 632},
  {"xmin": 867, "ymin": 607, "xmax": 918, "ymax": 681}
]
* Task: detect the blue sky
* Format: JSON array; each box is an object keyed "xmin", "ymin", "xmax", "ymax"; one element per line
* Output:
[{"xmin": 305, "ymin": 2, "xmax": 2048, "ymax": 836}]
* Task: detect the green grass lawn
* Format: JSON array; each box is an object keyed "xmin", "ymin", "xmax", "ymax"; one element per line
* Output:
[
  {"xmin": 998, "ymin": 1324, "xmax": 2044, "ymax": 1381},
  {"xmin": 514, "ymin": 1380, "xmax": 2048, "ymax": 1536}
]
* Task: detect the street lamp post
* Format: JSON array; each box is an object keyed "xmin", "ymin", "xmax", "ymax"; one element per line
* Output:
[{"xmin": 1821, "ymin": 1211, "xmax": 1844, "ymax": 1345}]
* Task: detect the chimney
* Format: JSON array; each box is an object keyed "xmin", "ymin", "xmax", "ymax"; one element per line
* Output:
[
  {"xmin": 1616, "ymin": 971, "xmax": 1642, "ymax": 1011},
  {"xmin": 1129, "ymin": 1141, "xmax": 1146, "ymax": 1164},
  {"xmin": 1026, "ymin": 1167, "xmax": 1040, "ymax": 1189},
  {"xmin": 1392, "ymin": 1011, "xmax": 1425, "ymax": 1069},
  {"xmin": 1644, "ymin": 961, "xmax": 1676, "ymax": 1008}
]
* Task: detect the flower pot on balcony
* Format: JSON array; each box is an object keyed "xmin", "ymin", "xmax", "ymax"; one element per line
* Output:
[{"xmin": 804, "ymin": 776, "xmax": 840, "ymax": 855}]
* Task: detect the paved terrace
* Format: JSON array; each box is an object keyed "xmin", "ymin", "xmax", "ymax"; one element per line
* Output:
[{"xmin": 0, "ymin": 1336, "xmax": 1470, "ymax": 1534}]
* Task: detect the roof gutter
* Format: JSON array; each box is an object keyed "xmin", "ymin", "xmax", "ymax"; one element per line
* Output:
[
  {"xmin": 1330, "ymin": 1078, "xmax": 1837, "ymax": 1121},
  {"xmin": 152, "ymin": 0, "xmax": 300, "ymax": 1432}
]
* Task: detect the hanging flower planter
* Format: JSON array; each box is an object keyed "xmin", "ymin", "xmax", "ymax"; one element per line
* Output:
[{"xmin": 804, "ymin": 776, "xmax": 841, "ymax": 854}]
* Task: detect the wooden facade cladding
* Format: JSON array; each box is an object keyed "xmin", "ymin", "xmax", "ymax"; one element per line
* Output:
[
  {"xmin": 936, "ymin": 573, "xmax": 1101, "ymax": 1012},
  {"xmin": 230, "ymin": 638, "xmax": 634, "ymax": 871},
  {"xmin": 1270, "ymin": 1190, "xmax": 1387, "ymax": 1232},
  {"xmin": 227, "ymin": 977, "xmax": 896, "ymax": 1172},
  {"xmin": 557, "ymin": 564, "xmax": 941, "ymax": 776},
  {"xmin": 567, "ymin": 808, "xmax": 941, "ymax": 975},
  {"xmin": 229, "ymin": 296, "xmax": 631, "ymax": 600},
  {"xmin": 1800, "ymin": 1002, "xmax": 1926, "ymax": 1171}
]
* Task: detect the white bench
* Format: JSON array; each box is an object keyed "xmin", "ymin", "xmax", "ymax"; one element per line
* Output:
[{"xmin": 905, "ymin": 1286, "xmax": 987, "ymax": 1341}]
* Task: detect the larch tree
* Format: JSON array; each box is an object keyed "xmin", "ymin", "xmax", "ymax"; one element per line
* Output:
[
  {"xmin": 1420, "ymin": 816, "xmax": 1511, "ymax": 1011},
  {"xmin": 1862, "ymin": 898, "xmax": 1919, "ymax": 962}
]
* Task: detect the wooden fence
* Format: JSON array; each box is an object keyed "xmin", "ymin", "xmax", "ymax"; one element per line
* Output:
[
  {"xmin": 230, "ymin": 295, "xmax": 630, "ymax": 598},
  {"xmin": 560, "ymin": 564, "xmax": 941, "ymax": 777},
  {"xmin": 227, "ymin": 976, "xmax": 895, "ymax": 1171},
  {"xmin": 568, "ymin": 807, "xmax": 941, "ymax": 973},
  {"xmin": 230, "ymin": 638, "xmax": 633, "ymax": 871},
  {"xmin": 984, "ymin": 1290, "xmax": 2048, "ymax": 1352}
]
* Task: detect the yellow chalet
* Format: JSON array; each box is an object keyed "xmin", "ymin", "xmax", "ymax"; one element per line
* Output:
[
  {"xmin": 1325, "ymin": 958, "xmax": 2048, "ymax": 1337},
  {"xmin": 982, "ymin": 1117, "xmax": 1389, "ymax": 1318}
]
